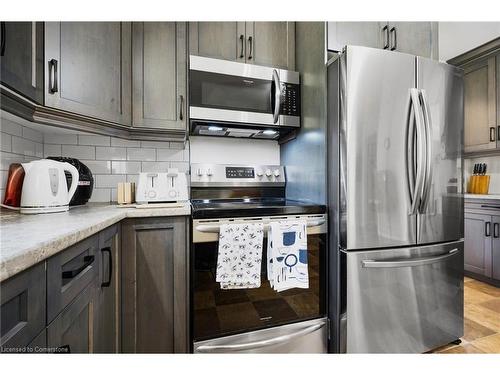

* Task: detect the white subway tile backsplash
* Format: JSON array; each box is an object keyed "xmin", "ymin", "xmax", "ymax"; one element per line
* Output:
[
  {"xmin": 111, "ymin": 138, "xmax": 141, "ymax": 148},
  {"xmin": 78, "ymin": 135, "xmax": 111, "ymax": 146},
  {"xmin": 170, "ymin": 161, "xmax": 190, "ymax": 173},
  {"xmin": 44, "ymin": 144, "xmax": 62, "ymax": 158},
  {"xmin": 89, "ymin": 188, "xmax": 111, "ymax": 203},
  {"xmin": 127, "ymin": 148, "xmax": 156, "ymax": 161},
  {"xmin": 96, "ymin": 146, "xmax": 126, "ymax": 160},
  {"xmin": 81, "ymin": 160, "xmax": 111, "ymax": 174},
  {"xmin": 157, "ymin": 148, "xmax": 185, "ymax": 162},
  {"xmin": 45, "ymin": 134, "xmax": 78, "ymax": 145},
  {"xmin": 62, "ymin": 145, "xmax": 95, "ymax": 160},
  {"xmin": 0, "ymin": 118, "xmax": 23, "ymax": 137},
  {"xmin": 12, "ymin": 136, "xmax": 36, "ymax": 156},
  {"xmin": 140, "ymin": 140, "xmax": 172, "ymax": 149},
  {"xmin": 1, "ymin": 133, "xmax": 12, "ymax": 152},
  {"xmin": 22, "ymin": 127, "xmax": 43, "ymax": 143},
  {"xmin": 169, "ymin": 141, "xmax": 186, "ymax": 150},
  {"xmin": 95, "ymin": 174, "xmax": 127, "ymax": 188},
  {"xmin": 111, "ymin": 188, "xmax": 118, "ymax": 202},
  {"xmin": 35, "ymin": 143, "xmax": 43, "ymax": 158},
  {"xmin": 111, "ymin": 161, "xmax": 141, "ymax": 174},
  {"xmin": 141, "ymin": 161, "xmax": 170, "ymax": 173},
  {"xmin": 126, "ymin": 174, "xmax": 139, "ymax": 184},
  {"xmin": 0, "ymin": 152, "xmax": 24, "ymax": 170}
]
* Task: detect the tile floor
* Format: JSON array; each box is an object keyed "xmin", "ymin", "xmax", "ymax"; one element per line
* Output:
[{"xmin": 433, "ymin": 277, "xmax": 500, "ymax": 354}]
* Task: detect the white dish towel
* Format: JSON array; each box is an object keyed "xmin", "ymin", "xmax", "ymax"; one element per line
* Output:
[
  {"xmin": 216, "ymin": 223, "xmax": 264, "ymax": 289},
  {"xmin": 267, "ymin": 221, "xmax": 309, "ymax": 292}
]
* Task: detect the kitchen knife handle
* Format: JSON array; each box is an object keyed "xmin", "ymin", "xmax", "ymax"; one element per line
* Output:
[
  {"xmin": 179, "ymin": 95, "xmax": 184, "ymax": 121},
  {"xmin": 100, "ymin": 247, "xmax": 112, "ymax": 288},
  {"xmin": 239, "ymin": 34, "xmax": 244, "ymax": 58},
  {"xmin": 485, "ymin": 221, "xmax": 491, "ymax": 237},
  {"xmin": 248, "ymin": 36, "xmax": 253, "ymax": 60},
  {"xmin": 494, "ymin": 223, "xmax": 499, "ymax": 238},
  {"xmin": 382, "ymin": 25, "xmax": 389, "ymax": 49},
  {"xmin": 390, "ymin": 27, "xmax": 397, "ymax": 51},
  {"xmin": 490, "ymin": 127, "xmax": 496, "ymax": 142}
]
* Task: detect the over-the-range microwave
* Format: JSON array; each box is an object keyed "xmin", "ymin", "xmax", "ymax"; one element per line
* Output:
[{"xmin": 189, "ymin": 55, "xmax": 300, "ymax": 140}]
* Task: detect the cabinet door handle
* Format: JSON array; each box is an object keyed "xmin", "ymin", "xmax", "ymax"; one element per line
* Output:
[
  {"xmin": 48, "ymin": 58, "xmax": 58, "ymax": 94},
  {"xmin": 485, "ymin": 221, "xmax": 491, "ymax": 237},
  {"xmin": 497, "ymin": 126, "xmax": 500, "ymax": 141},
  {"xmin": 390, "ymin": 27, "xmax": 397, "ymax": 51},
  {"xmin": 490, "ymin": 127, "xmax": 496, "ymax": 142},
  {"xmin": 62, "ymin": 255, "xmax": 95, "ymax": 279},
  {"xmin": 382, "ymin": 25, "xmax": 389, "ymax": 49},
  {"xmin": 179, "ymin": 95, "xmax": 184, "ymax": 121},
  {"xmin": 100, "ymin": 247, "xmax": 112, "ymax": 288},
  {"xmin": 1, "ymin": 22, "xmax": 6, "ymax": 56},
  {"xmin": 239, "ymin": 34, "xmax": 244, "ymax": 58},
  {"xmin": 494, "ymin": 223, "xmax": 499, "ymax": 238},
  {"xmin": 248, "ymin": 36, "xmax": 253, "ymax": 60}
]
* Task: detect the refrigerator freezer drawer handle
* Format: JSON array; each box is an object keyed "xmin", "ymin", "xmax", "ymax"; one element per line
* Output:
[
  {"xmin": 196, "ymin": 218, "xmax": 326, "ymax": 233},
  {"xmin": 361, "ymin": 248, "xmax": 459, "ymax": 268},
  {"xmin": 195, "ymin": 322, "xmax": 325, "ymax": 353}
]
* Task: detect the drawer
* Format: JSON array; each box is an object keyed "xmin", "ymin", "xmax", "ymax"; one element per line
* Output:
[
  {"xmin": 0, "ymin": 262, "xmax": 46, "ymax": 351},
  {"xmin": 47, "ymin": 234, "xmax": 99, "ymax": 323}
]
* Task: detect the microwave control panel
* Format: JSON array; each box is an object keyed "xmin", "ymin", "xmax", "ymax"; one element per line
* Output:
[{"xmin": 280, "ymin": 83, "xmax": 300, "ymax": 117}]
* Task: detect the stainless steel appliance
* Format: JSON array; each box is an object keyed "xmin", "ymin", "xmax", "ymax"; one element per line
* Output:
[
  {"xmin": 327, "ymin": 46, "xmax": 464, "ymax": 353},
  {"xmin": 189, "ymin": 56, "xmax": 300, "ymax": 140},
  {"xmin": 190, "ymin": 163, "xmax": 327, "ymax": 353}
]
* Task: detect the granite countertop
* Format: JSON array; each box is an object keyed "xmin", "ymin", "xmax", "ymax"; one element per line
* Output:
[
  {"xmin": 0, "ymin": 203, "xmax": 191, "ymax": 282},
  {"xmin": 464, "ymin": 193, "xmax": 500, "ymax": 200}
]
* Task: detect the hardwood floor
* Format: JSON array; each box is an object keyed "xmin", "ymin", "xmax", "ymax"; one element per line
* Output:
[{"xmin": 432, "ymin": 277, "xmax": 500, "ymax": 354}]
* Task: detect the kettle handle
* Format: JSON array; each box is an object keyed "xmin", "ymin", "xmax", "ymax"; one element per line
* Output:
[{"xmin": 64, "ymin": 163, "xmax": 79, "ymax": 202}]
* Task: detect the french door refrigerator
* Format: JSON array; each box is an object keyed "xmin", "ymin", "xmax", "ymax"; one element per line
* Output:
[{"xmin": 327, "ymin": 46, "xmax": 464, "ymax": 353}]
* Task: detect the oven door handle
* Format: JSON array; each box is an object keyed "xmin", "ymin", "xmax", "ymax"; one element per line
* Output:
[
  {"xmin": 195, "ymin": 218, "xmax": 326, "ymax": 233},
  {"xmin": 195, "ymin": 321, "xmax": 325, "ymax": 353}
]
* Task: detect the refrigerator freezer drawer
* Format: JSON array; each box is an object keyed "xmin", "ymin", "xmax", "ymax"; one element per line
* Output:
[
  {"xmin": 193, "ymin": 318, "xmax": 327, "ymax": 353},
  {"xmin": 344, "ymin": 240, "xmax": 464, "ymax": 353}
]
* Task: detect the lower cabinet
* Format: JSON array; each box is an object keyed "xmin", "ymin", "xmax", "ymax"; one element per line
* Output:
[{"xmin": 121, "ymin": 217, "xmax": 189, "ymax": 353}]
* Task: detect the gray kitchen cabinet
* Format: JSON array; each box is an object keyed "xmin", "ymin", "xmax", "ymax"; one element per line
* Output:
[
  {"xmin": 47, "ymin": 279, "xmax": 98, "ymax": 353},
  {"xmin": 44, "ymin": 22, "xmax": 132, "ymax": 125},
  {"xmin": 463, "ymin": 55, "xmax": 497, "ymax": 153},
  {"xmin": 121, "ymin": 217, "xmax": 189, "ymax": 353},
  {"xmin": 0, "ymin": 22, "xmax": 44, "ymax": 103},
  {"xmin": 94, "ymin": 224, "xmax": 120, "ymax": 353},
  {"xmin": 26, "ymin": 329, "xmax": 47, "ymax": 353},
  {"xmin": 189, "ymin": 22, "xmax": 295, "ymax": 69},
  {"xmin": 491, "ymin": 216, "xmax": 500, "ymax": 281},
  {"xmin": 464, "ymin": 213, "xmax": 492, "ymax": 277},
  {"xmin": 327, "ymin": 22, "xmax": 438, "ymax": 59},
  {"xmin": 0, "ymin": 263, "xmax": 46, "ymax": 352},
  {"xmin": 132, "ymin": 22, "xmax": 187, "ymax": 130}
]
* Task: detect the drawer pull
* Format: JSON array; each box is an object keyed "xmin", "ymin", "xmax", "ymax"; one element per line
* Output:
[
  {"xmin": 100, "ymin": 247, "xmax": 113, "ymax": 288},
  {"xmin": 62, "ymin": 255, "xmax": 94, "ymax": 279},
  {"xmin": 480, "ymin": 204, "xmax": 500, "ymax": 210}
]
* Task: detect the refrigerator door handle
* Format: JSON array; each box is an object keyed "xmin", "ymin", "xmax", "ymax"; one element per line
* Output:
[
  {"xmin": 408, "ymin": 88, "xmax": 426, "ymax": 215},
  {"xmin": 361, "ymin": 248, "xmax": 459, "ymax": 268},
  {"xmin": 419, "ymin": 89, "xmax": 433, "ymax": 213},
  {"xmin": 405, "ymin": 90, "xmax": 416, "ymax": 212}
]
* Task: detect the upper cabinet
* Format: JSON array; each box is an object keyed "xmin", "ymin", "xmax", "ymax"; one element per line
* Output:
[
  {"xmin": 44, "ymin": 22, "xmax": 132, "ymax": 125},
  {"xmin": 328, "ymin": 22, "xmax": 438, "ymax": 59},
  {"xmin": 132, "ymin": 22, "xmax": 187, "ymax": 130},
  {"xmin": 189, "ymin": 22, "xmax": 295, "ymax": 70},
  {"xmin": 0, "ymin": 22, "xmax": 44, "ymax": 103}
]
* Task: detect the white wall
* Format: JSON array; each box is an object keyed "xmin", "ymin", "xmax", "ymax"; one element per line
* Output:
[
  {"xmin": 439, "ymin": 22, "xmax": 500, "ymax": 62},
  {"xmin": 189, "ymin": 136, "xmax": 280, "ymax": 165}
]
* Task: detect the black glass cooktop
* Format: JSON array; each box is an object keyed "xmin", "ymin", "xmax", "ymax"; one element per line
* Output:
[{"xmin": 191, "ymin": 198, "xmax": 326, "ymax": 219}]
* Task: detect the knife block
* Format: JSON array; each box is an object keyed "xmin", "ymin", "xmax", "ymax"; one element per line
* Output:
[{"xmin": 468, "ymin": 175, "xmax": 490, "ymax": 194}]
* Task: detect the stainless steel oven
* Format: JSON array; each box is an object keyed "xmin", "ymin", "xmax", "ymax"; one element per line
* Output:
[{"xmin": 189, "ymin": 56, "xmax": 300, "ymax": 139}]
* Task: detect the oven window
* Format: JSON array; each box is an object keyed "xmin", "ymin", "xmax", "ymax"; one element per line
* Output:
[
  {"xmin": 189, "ymin": 70, "xmax": 272, "ymax": 114},
  {"xmin": 192, "ymin": 234, "xmax": 326, "ymax": 341}
]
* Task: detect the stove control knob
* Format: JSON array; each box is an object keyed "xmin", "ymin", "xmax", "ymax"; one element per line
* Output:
[
  {"xmin": 273, "ymin": 169, "xmax": 280, "ymax": 177},
  {"xmin": 265, "ymin": 169, "xmax": 272, "ymax": 177},
  {"xmin": 197, "ymin": 168, "xmax": 204, "ymax": 177},
  {"xmin": 256, "ymin": 170, "xmax": 263, "ymax": 177},
  {"xmin": 206, "ymin": 168, "xmax": 213, "ymax": 177}
]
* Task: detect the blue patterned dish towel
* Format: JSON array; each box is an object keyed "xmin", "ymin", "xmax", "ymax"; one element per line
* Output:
[
  {"xmin": 216, "ymin": 223, "xmax": 264, "ymax": 289},
  {"xmin": 267, "ymin": 221, "xmax": 309, "ymax": 292}
]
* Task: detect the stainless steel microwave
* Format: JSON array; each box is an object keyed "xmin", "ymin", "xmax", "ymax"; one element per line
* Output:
[{"xmin": 189, "ymin": 55, "xmax": 300, "ymax": 139}]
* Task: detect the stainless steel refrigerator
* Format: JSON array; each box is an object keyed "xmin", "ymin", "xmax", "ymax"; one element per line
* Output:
[{"xmin": 327, "ymin": 46, "xmax": 464, "ymax": 353}]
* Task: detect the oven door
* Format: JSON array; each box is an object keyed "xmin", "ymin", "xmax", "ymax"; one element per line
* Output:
[
  {"xmin": 191, "ymin": 214, "xmax": 327, "ymax": 345},
  {"xmin": 189, "ymin": 55, "xmax": 299, "ymax": 128}
]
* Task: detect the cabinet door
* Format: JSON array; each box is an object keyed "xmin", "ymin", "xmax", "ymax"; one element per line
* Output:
[
  {"xmin": 327, "ymin": 22, "xmax": 385, "ymax": 52},
  {"xmin": 463, "ymin": 56, "xmax": 497, "ymax": 153},
  {"xmin": 44, "ymin": 22, "xmax": 132, "ymax": 125},
  {"xmin": 0, "ymin": 263, "xmax": 46, "ymax": 351},
  {"xmin": 464, "ymin": 213, "xmax": 492, "ymax": 277},
  {"xmin": 94, "ymin": 224, "xmax": 120, "ymax": 353},
  {"xmin": 47, "ymin": 280, "xmax": 97, "ymax": 353},
  {"xmin": 189, "ymin": 22, "xmax": 245, "ymax": 62},
  {"xmin": 121, "ymin": 217, "xmax": 188, "ymax": 353},
  {"xmin": 492, "ymin": 216, "xmax": 500, "ymax": 281},
  {"xmin": 0, "ymin": 22, "xmax": 43, "ymax": 103},
  {"xmin": 132, "ymin": 22, "xmax": 186, "ymax": 130},
  {"xmin": 388, "ymin": 22, "xmax": 438, "ymax": 59},
  {"xmin": 245, "ymin": 22, "xmax": 295, "ymax": 70}
]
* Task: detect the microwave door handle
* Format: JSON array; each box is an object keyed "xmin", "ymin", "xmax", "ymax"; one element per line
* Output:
[{"xmin": 272, "ymin": 69, "xmax": 281, "ymax": 124}]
